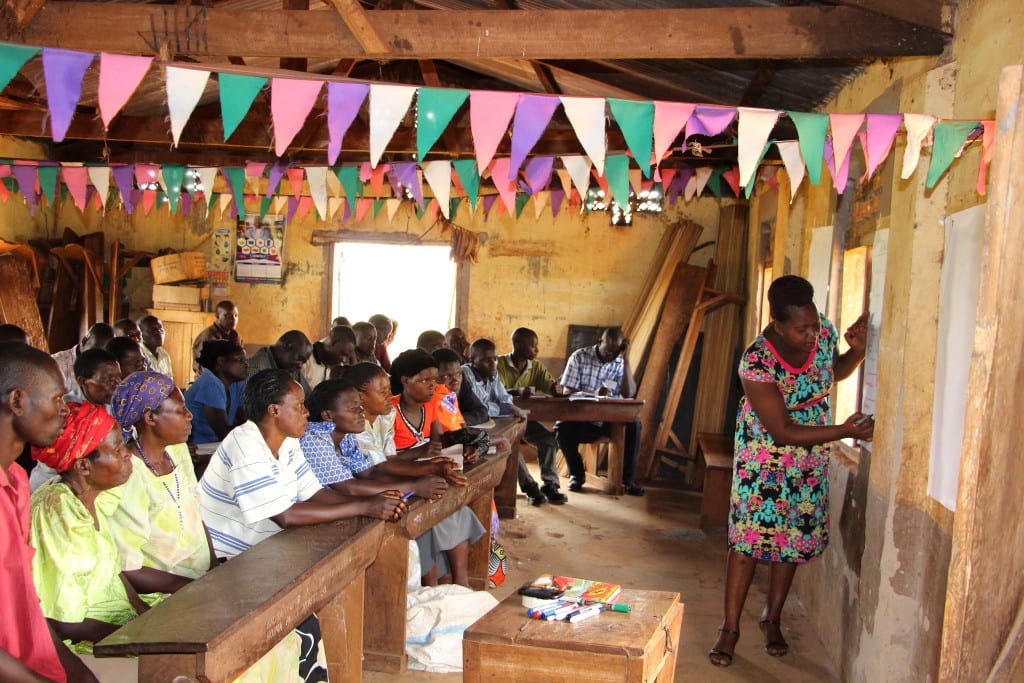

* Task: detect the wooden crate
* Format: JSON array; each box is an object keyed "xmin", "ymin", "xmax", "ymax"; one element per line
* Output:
[
  {"xmin": 464, "ymin": 589, "xmax": 683, "ymax": 683},
  {"xmin": 152, "ymin": 284, "xmax": 209, "ymax": 311},
  {"xmin": 150, "ymin": 251, "xmax": 208, "ymax": 284}
]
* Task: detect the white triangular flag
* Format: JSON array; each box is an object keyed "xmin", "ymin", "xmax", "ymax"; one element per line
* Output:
[
  {"xmin": 560, "ymin": 155, "xmax": 592, "ymax": 197},
  {"xmin": 422, "ymin": 161, "xmax": 452, "ymax": 219},
  {"xmin": 166, "ymin": 67, "xmax": 211, "ymax": 147},
  {"xmin": 326, "ymin": 171, "xmax": 342, "ymax": 197},
  {"xmin": 684, "ymin": 174, "xmax": 699, "ymax": 201},
  {"xmin": 370, "ymin": 85, "xmax": 417, "ymax": 167},
  {"xmin": 197, "ymin": 167, "xmax": 219, "ymax": 215},
  {"xmin": 305, "ymin": 166, "xmax": 329, "ymax": 220},
  {"xmin": 737, "ymin": 107, "xmax": 781, "ymax": 188},
  {"xmin": 629, "ymin": 169, "xmax": 643, "ymax": 195},
  {"xmin": 533, "ymin": 190, "xmax": 549, "ymax": 219},
  {"xmin": 694, "ymin": 167, "xmax": 713, "ymax": 197},
  {"xmin": 273, "ymin": 195, "xmax": 288, "ymax": 214},
  {"xmin": 775, "ymin": 141, "xmax": 806, "ymax": 203},
  {"xmin": 901, "ymin": 113, "xmax": 937, "ymax": 180},
  {"xmin": 327, "ymin": 197, "xmax": 342, "ymax": 220},
  {"xmin": 87, "ymin": 167, "xmax": 110, "ymax": 209},
  {"xmin": 560, "ymin": 97, "xmax": 607, "ymax": 175},
  {"xmin": 219, "ymin": 193, "xmax": 233, "ymax": 213},
  {"xmin": 385, "ymin": 197, "xmax": 402, "ymax": 222},
  {"xmin": 556, "ymin": 169, "xmax": 573, "ymax": 196}
]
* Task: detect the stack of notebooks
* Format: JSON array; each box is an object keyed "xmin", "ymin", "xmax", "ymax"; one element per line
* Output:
[{"xmin": 519, "ymin": 573, "xmax": 622, "ymax": 609}]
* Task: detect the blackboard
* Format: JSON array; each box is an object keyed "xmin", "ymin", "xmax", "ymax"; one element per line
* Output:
[{"xmin": 565, "ymin": 324, "xmax": 606, "ymax": 359}]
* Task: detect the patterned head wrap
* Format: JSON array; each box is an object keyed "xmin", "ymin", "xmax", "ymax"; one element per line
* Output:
[
  {"xmin": 111, "ymin": 371, "xmax": 176, "ymax": 441},
  {"xmin": 31, "ymin": 402, "xmax": 117, "ymax": 473}
]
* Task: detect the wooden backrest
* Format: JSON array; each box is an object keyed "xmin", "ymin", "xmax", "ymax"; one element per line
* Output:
[{"xmin": 696, "ymin": 432, "xmax": 734, "ymax": 470}]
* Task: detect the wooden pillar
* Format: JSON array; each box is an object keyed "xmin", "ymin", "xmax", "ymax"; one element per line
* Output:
[{"xmin": 940, "ymin": 64, "xmax": 1024, "ymax": 682}]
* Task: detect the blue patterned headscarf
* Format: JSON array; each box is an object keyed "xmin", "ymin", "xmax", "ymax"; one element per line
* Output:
[{"xmin": 111, "ymin": 371, "xmax": 176, "ymax": 441}]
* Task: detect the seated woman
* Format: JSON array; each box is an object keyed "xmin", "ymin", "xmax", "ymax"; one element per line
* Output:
[
  {"xmin": 184, "ymin": 340, "xmax": 248, "ymax": 444},
  {"xmin": 389, "ymin": 350, "xmax": 488, "ymax": 587},
  {"xmin": 109, "ymin": 372, "xmax": 214, "ymax": 594},
  {"xmin": 29, "ymin": 402, "xmax": 149, "ymax": 680}
]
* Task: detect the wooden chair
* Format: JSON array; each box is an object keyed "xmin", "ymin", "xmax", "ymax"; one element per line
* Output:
[{"xmin": 693, "ymin": 432, "xmax": 734, "ymax": 530}]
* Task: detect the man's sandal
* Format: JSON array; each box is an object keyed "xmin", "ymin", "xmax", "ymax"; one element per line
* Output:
[
  {"xmin": 708, "ymin": 628, "xmax": 739, "ymax": 667},
  {"xmin": 759, "ymin": 618, "xmax": 789, "ymax": 657}
]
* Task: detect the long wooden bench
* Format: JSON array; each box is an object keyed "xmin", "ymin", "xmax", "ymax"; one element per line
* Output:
[
  {"xmin": 693, "ymin": 432, "xmax": 734, "ymax": 530},
  {"xmin": 362, "ymin": 423, "xmax": 519, "ymax": 673},
  {"xmin": 94, "ymin": 517, "xmax": 384, "ymax": 683}
]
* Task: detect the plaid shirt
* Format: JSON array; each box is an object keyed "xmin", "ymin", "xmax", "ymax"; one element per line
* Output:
[{"xmin": 559, "ymin": 345, "xmax": 624, "ymax": 397}]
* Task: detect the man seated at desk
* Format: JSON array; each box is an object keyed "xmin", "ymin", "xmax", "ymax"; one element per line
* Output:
[
  {"xmin": 556, "ymin": 326, "xmax": 645, "ymax": 497},
  {"xmin": 247, "ymin": 330, "xmax": 313, "ymax": 396},
  {"xmin": 192, "ymin": 301, "xmax": 244, "ymax": 377},
  {"xmin": 497, "ymin": 327, "xmax": 567, "ymax": 506},
  {"xmin": 302, "ymin": 324, "xmax": 357, "ymax": 391}
]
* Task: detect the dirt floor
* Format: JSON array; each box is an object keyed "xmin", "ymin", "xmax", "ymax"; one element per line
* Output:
[{"xmin": 365, "ymin": 463, "xmax": 839, "ymax": 683}]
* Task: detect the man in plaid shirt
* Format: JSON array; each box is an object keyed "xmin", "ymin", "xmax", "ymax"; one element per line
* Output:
[{"xmin": 556, "ymin": 327, "xmax": 645, "ymax": 496}]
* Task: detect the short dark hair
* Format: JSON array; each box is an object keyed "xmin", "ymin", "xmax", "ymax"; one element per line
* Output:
[
  {"xmin": 243, "ymin": 369, "xmax": 295, "ymax": 422},
  {"xmin": 0, "ymin": 324, "xmax": 29, "ymax": 344},
  {"xmin": 106, "ymin": 337, "xmax": 142, "ymax": 363},
  {"xmin": 329, "ymin": 324, "xmax": 356, "ymax": 345},
  {"xmin": 389, "ymin": 349, "xmax": 438, "ymax": 395},
  {"xmin": 337, "ymin": 361, "xmax": 388, "ymax": 392},
  {"xmin": 0, "ymin": 342, "xmax": 58, "ymax": 403},
  {"xmin": 112, "ymin": 318, "xmax": 138, "ymax": 334},
  {"xmin": 768, "ymin": 276, "xmax": 815, "ymax": 321},
  {"xmin": 305, "ymin": 378, "xmax": 353, "ymax": 420},
  {"xmin": 215, "ymin": 300, "xmax": 237, "ymax": 314},
  {"xmin": 416, "ymin": 330, "xmax": 445, "ymax": 349},
  {"xmin": 74, "ymin": 348, "xmax": 118, "ymax": 379},
  {"xmin": 432, "ymin": 348, "xmax": 462, "ymax": 366},
  {"xmin": 469, "ymin": 338, "xmax": 496, "ymax": 357},
  {"xmin": 136, "ymin": 314, "xmax": 160, "ymax": 327},
  {"xmin": 198, "ymin": 339, "xmax": 245, "ymax": 371},
  {"xmin": 511, "ymin": 327, "xmax": 537, "ymax": 344},
  {"xmin": 352, "ymin": 321, "xmax": 376, "ymax": 335}
]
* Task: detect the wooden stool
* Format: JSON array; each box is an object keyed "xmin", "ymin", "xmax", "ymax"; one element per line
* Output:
[
  {"xmin": 464, "ymin": 588, "xmax": 683, "ymax": 683},
  {"xmin": 694, "ymin": 432, "xmax": 734, "ymax": 530}
]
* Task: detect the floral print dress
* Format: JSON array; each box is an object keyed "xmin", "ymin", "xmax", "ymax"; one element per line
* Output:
[{"xmin": 728, "ymin": 314, "xmax": 837, "ymax": 563}]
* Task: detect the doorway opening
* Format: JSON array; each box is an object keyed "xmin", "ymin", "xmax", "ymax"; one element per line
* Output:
[{"xmin": 331, "ymin": 242, "xmax": 458, "ymax": 353}]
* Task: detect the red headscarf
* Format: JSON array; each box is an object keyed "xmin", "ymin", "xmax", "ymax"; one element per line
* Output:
[{"xmin": 31, "ymin": 402, "xmax": 117, "ymax": 473}]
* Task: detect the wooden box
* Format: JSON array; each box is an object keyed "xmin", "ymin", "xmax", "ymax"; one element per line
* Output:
[
  {"xmin": 152, "ymin": 284, "xmax": 209, "ymax": 312},
  {"xmin": 151, "ymin": 251, "xmax": 208, "ymax": 284},
  {"xmin": 463, "ymin": 589, "xmax": 683, "ymax": 683},
  {"xmin": 693, "ymin": 432, "xmax": 733, "ymax": 531}
]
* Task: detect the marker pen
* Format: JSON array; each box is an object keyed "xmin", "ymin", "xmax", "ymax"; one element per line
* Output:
[
  {"xmin": 568, "ymin": 605, "xmax": 602, "ymax": 623},
  {"xmin": 401, "ymin": 491, "xmax": 415, "ymax": 501}
]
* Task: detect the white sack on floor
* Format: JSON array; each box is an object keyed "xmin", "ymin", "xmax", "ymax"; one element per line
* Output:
[{"xmin": 405, "ymin": 585, "xmax": 499, "ymax": 673}]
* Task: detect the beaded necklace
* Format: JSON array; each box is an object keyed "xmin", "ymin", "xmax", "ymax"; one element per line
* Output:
[{"xmin": 135, "ymin": 440, "xmax": 184, "ymax": 529}]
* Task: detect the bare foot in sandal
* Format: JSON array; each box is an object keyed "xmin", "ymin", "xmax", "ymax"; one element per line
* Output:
[
  {"xmin": 759, "ymin": 618, "xmax": 789, "ymax": 657},
  {"xmin": 709, "ymin": 627, "xmax": 740, "ymax": 667}
]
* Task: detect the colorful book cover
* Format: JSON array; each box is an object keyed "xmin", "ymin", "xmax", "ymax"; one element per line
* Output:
[{"xmin": 521, "ymin": 574, "xmax": 621, "ymax": 608}]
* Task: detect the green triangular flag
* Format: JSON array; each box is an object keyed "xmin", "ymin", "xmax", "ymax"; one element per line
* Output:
[
  {"xmin": 334, "ymin": 165, "xmax": 361, "ymax": 201},
  {"xmin": 453, "ymin": 159, "xmax": 480, "ymax": 208},
  {"xmin": 38, "ymin": 166, "xmax": 58, "ymax": 204},
  {"xmin": 222, "ymin": 167, "xmax": 245, "ymax": 212},
  {"xmin": 373, "ymin": 199, "xmax": 385, "ymax": 218},
  {"xmin": 450, "ymin": 196, "xmax": 462, "ymax": 218},
  {"xmin": 926, "ymin": 121, "xmax": 978, "ymax": 189},
  {"xmin": 417, "ymin": 88, "xmax": 469, "ymax": 159},
  {"xmin": 259, "ymin": 195, "xmax": 272, "ymax": 221},
  {"xmin": 608, "ymin": 98, "xmax": 655, "ymax": 178},
  {"xmin": 219, "ymin": 74, "xmax": 267, "ymax": 141},
  {"xmin": 707, "ymin": 169, "xmax": 723, "ymax": 199},
  {"xmin": 156, "ymin": 191, "xmax": 167, "ymax": 211},
  {"xmin": 161, "ymin": 165, "xmax": 185, "ymax": 213},
  {"xmin": 787, "ymin": 112, "xmax": 828, "ymax": 186},
  {"xmin": 415, "ymin": 201, "xmax": 426, "ymax": 220},
  {"xmin": 515, "ymin": 192, "xmax": 529, "ymax": 219},
  {"xmin": 0, "ymin": 44, "xmax": 39, "ymax": 93},
  {"xmin": 604, "ymin": 154, "xmax": 631, "ymax": 210}
]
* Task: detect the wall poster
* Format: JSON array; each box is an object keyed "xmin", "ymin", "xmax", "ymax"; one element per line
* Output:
[{"xmin": 235, "ymin": 213, "xmax": 285, "ymax": 283}]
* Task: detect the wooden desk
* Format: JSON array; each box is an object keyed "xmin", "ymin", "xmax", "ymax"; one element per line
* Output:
[
  {"xmin": 362, "ymin": 443, "xmax": 513, "ymax": 673},
  {"xmin": 464, "ymin": 588, "xmax": 684, "ymax": 683},
  {"xmin": 490, "ymin": 417, "xmax": 529, "ymax": 519},
  {"xmin": 94, "ymin": 518, "xmax": 383, "ymax": 683},
  {"xmin": 694, "ymin": 432, "xmax": 733, "ymax": 530},
  {"xmin": 499, "ymin": 397, "xmax": 644, "ymax": 517}
]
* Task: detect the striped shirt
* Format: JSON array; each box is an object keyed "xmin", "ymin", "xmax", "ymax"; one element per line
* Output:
[{"xmin": 199, "ymin": 421, "xmax": 323, "ymax": 559}]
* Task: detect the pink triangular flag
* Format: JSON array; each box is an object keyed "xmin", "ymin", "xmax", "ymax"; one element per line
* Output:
[
  {"xmin": 737, "ymin": 107, "xmax": 781, "ymax": 188},
  {"xmin": 470, "ymin": 91, "xmax": 519, "ymax": 172},
  {"xmin": 901, "ymin": 113, "xmax": 936, "ymax": 180},
  {"xmin": 628, "ymin": 169, "xmax": 643, "ymax": 195},
  {"xmin": 287, "ymin": 168, "xmax": 305, "ymax": 197},
  {"xmin": 560, "ymin": 96, "xmax": 606, "ymax": 174},
  {"xmin": 824, "ymin": 137, "xmax": 853, "ymax": 193},
  {"xmin": 829, "ymin": 113, "xmax": 864, "ymax": 178},
  {"xmin": 976, "ymin": 120, "xmax": 995, "ymax": 195},
  {"xmin": 660, "ymin": 168, "xmax": 677, "ymax": 190},
  {"xmin": 775, "ymin": 140, "xmax": 805, "ymax": 202},
  {"xmin": 42, "ymin": 48, "xmax": 94, "ymax": 143},
  {"xmin": 61, "ymin": 166, "xmax": 89, "ymax": 211},
  {"xmin": 356, "ymin": 197, "xmax": 373, "ymax": 221},
  {"xmin": 166, "ymin": 67, "xmax": 211, "ymax": 146},
  {"xmin": 134, "ymin": 163, "xmax": 159, "ymax": 187},
  {"xmin": 489, "ymin": 158, "xmax": 518, "ymax": 215},
  {"xmin": 422, "ymin": 161, "xmax": 451, "ymax": 219},
  {"xmin": 296, "ymin": 195, "xmax": 314, "ymax": 220},
  {"xmin": 245, "ymin": 161, "xmax": 267, "ymax": 178},
  {"xmin": 652, "ymin": 101, "xmax": 694, "ymax": 164},
  {"xmin": 141, "ymin": 189, "xmax": 157, "ymax": 215},
  {"xmin": 271, "ymin": 78, "xmax": 322, "ymax": 156},
  {"xmin": 864, "ymin": 113, "xmax": 903, "ymax": 180},
  {"xmin": 97, "ymin": 53, "xmax": 152, "ymax": 130},
  {"xmin": 369, "ymin": 84, "xmax": 417, "ymax": 167},
  {"xmin": 369, "ymin": 163, "xmax": 389, "ymax": 198}
]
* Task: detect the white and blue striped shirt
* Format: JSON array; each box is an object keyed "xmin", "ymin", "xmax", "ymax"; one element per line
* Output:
[{"xmin": 199, "ymin": 420, "xmax": 323, "ymax": 559}]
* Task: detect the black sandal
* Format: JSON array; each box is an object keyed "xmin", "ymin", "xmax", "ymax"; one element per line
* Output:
[
  {"xmin": 759, "ymin": 618, "xmax": 789, "ymax": 657},
  {"xmin": 708, "ymin": 628, "xmax": 739, "ymax": 667}
]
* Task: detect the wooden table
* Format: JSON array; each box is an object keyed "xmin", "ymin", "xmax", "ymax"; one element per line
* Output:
[
  {"xmin": 489, "ymin": 417, "xmax": 529, "ymax": 519},
  {"xmin": 464, "ymin": 588, "xmax": 684, "ymax": 683},
  {"xmin": 362, "ymin": 442, "xmax": 514, "ymax": 673},
  {"xmin": 95, "ymin": 517, "xmax": 383, "ymax": 683},
  {"xmin": 497, "ymin": 397, "xmax": 644, "ymax": 517}
]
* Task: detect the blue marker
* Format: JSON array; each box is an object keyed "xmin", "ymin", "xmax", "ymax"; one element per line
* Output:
[{"xmin": 401, "ymin": 491, "xmax": 415, "ymax": 501}]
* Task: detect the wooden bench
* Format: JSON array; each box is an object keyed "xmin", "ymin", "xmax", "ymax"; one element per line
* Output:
[
  {"xmin": 94, "ymin": 517, "xmax": 383, "ymax": 683},
  {"xmin": 362, "ymin": 438, "xmax": 514, "ymax": 672},
  {"xmin": 693, "ymin": 432, "xmax": 734, "ymax": 530}
]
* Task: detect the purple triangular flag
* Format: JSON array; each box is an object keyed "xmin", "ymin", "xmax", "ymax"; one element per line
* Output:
[
  {"xmin": 42, "ymin": 48, "xmax": 94, "ymax": 143},
  {"xmin": 12, "ymin": 166, "xmax": 38, "ymax": 215},
  {"xmin": 181, "ymin": 192, "xmax": 192, "ymax": 217},
  {"xmin": 131, "ymin": 189, "xmax": 144, "ymax": 214},
  {"xmin": 509, "ymin": 95, "xmax": 560, "ymax": 181},
  {"xmin": 685, "ymin": 105, "xmax": 737, "ymax": 139},
  {"xmin": 327, "ymin": 82, "xmax": 369, "ymax": 165},
  {"xmin": 391, "ymin": 162, "xmax": 423, "ymax": 208},
  {"xmin": 482, "ymin": 194, "xmax": 497, "ymax": 219},
  {"xmin": 386, "ymin": 166, "xmax": 403, "ymax": 199},
  {"xmin": 112, "ymin": 165, "xmax": 136, "ymax": 213},
  {"xmin": 550, "ymin": 189, "xmax": 565, "ymax": 217},
  {"xmin": 287, "ymin": 196, "xmax": 300, "ymax": 222},
  {"xmin": 266, "ymin": 160, "xmax": 289, "ymax": 198},
  {"xmin": 522, "ymin": 156, "xmax": 555, "ymax": 194}
]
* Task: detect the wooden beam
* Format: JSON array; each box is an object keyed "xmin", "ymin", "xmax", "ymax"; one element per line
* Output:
[
  {"xmin": 280, "ymin": 0, "xmax": 310, "ymax": 71},
  {"xmin": 491, "ymin": 0, "xmax": 560, "ymax": 94},
  {"xmin": 8, "ymin": 5, "xmax": 949, "ymax": 60},
  {"xmin": 835, "ymin": 0, "xmax": 946, "ymax": 32},
  {"xmin": 10, "ymin": 0, "xmax": 47, "ymax": 29},
  {"xmin": 739, "ymin": 60, "xmax": 777, "ymax": 107},
  {"xmin": 322, "ymin": 0, "xmax": 390, "ymax": 56},
  {"xmin": 449, "ymin": 58, "xmax": 640, "ymax": 99}
]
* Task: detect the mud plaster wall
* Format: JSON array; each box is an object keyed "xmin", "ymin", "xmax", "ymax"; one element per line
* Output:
[
  {"xmin": 0, "ymin": 157, "xmax": 722, "ymax": 359},
  {"xmin": 788, "ymin": 1, "xmax": 1024, "ymax": 681}
]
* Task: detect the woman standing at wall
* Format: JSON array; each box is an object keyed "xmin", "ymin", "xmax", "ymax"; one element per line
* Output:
[{"xmin": 709, "ymin": 275, "xmax": 874, "ymax": 667}]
